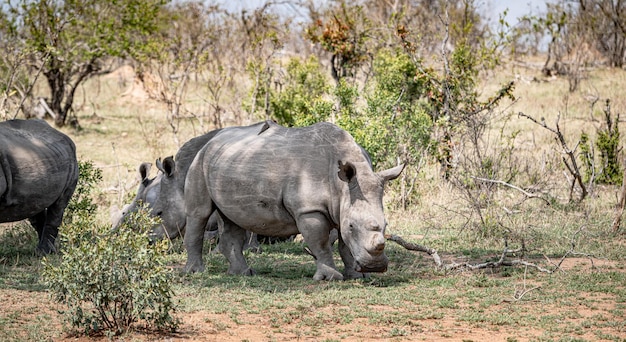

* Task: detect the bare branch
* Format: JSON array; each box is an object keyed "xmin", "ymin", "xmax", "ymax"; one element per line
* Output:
[
  {"xmin": 471, "ymin": 176, "xmax": 551, "ymax": 205},
  {"xmin": 519, "ymin": 111, "xmax": 587, "ymax": 201},
  {"xmin": 385, "ymin": 234, "xmax": 442, "ymax": 267}
]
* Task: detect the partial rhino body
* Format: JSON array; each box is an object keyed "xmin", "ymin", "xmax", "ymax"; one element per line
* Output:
[
  {"xmin": 0, "ymin": 119, "xmax": 78, "ymax": 254},
  {"xmin": 184, "ymin": 121, "xmax": 404, "ymax": 280},
  {"xmin": 115, "ymin": 129, "xmax": 222, "ymax": 239}
]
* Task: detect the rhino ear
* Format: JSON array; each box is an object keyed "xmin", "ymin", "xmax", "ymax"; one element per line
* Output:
[
  {"xmin": 156, "ymin": 156, "xmax": 176, "ymax": 178},
  {"xmin": 338, "ymin": 160, "xmax": 357, "ymax": 183},
  {"xmin": 162, "ymin": 156, "xmax": 176, "ymax": 177},
  {"xmin": 378, "ymin": 164, "xmax": 405, "ymax": 182},
  {"xmin": 138, "ymin": 162, "xmax": 151, "ymax": 182}
]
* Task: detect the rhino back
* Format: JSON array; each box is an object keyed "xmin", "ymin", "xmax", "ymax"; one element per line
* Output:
[
  {"xmin": 173, "ymin": 129, "xmax": 221, "ymax": 189},
  {"xmin": 0, "ymin": 119, "xmax": 78, "ymax": 222},
  {"xmin": 196, "ymin": 122, "xmax": 367, "ymax": 236}
]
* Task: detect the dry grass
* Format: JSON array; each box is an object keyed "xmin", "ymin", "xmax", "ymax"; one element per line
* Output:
[{"xmin": 2, "ymin": 60, "xmax": 625, "ymax": 341}]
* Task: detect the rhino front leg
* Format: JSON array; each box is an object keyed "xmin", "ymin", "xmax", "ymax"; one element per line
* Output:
[
  {"xmin": 298, "ymin": 213, "xmax": 343, "ymax": 281},
  {"xmin": 218, "ymin": 213, "xmax": 255, "ymax": 276},
  {"xmin": 338, "ymin": 232, "xmax": 367, "ymax": 279}
]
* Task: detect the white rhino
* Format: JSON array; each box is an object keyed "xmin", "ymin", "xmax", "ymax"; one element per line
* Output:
[
  {"xmin": 115, "ymin": 129, "xmax": 222, "ymax": 240},
  {"xmin": 184, "ymin": 121, "xmax": 404, "ymax": 280},
  {"xmin": 0, "ymin": 119, "xmax": 78, "ymax": 254}
]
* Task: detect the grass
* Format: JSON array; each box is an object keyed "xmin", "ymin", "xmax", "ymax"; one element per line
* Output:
[{"xmin": 1, "ymin": 63, "xmax": 626, "ymax": 340}]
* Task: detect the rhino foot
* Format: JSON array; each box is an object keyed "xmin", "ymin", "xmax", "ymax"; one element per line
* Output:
[
  {"xmin": 313, "ymin": 264, "xmax": 344, "ymax": 281},
  {"xmin": 227, "ymin": 266, "xmax": 256, "ymax": 276},
  {"xmin": 343, "ymin": 269, "xmax": 369, "ymax": 280},
  {"xmin": 184, "ymin": 260, "xmax": 205, "ymax": 273}
]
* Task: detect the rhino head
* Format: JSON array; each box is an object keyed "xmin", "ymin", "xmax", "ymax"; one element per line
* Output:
[
  {"xmin": 336, "ymin": 160, "xmax": 404, "ymax": 273},
  {"xmin": 114, "ymin": 158, "xmax": 185, "ymax": 241},
  {"xmin": 151, "ymin": 156, "xmax": 186, "ymax": 239}
]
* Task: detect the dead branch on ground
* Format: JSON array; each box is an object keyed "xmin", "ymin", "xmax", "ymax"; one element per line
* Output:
[
  {"xmin": 387, "ymin": 225, "xmax": 599, "ymax": 274},
  {"xmin": 444, "ymin": 244, "xmax": 553, "ymax": 273}
]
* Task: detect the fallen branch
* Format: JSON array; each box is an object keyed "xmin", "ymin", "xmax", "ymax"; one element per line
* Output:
[
  {"xmin": 387, "ymin": 235, "xmax": 553, "ymax": 273},
  {"xmin": 385, "ymin": 234, "xmax": 442, "ymax": 267}
]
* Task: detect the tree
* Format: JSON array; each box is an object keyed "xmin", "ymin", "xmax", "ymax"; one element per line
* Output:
[
  {"xmin": 304, "ymin": 1, "xmax": 372, "ymax": 83},
  {"xmin": 1, "ymin": 0, "xmax": 165, "ymax": 127},
  {"xmin": 579, "ymin": 0, "xmax": 626, "ymax": 67}
]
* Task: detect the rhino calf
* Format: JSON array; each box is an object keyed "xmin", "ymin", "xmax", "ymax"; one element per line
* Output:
[
  {"xmin": 0, "ymin": 119, "xmax": 78, "ymax": 254},
  {"xmin": 184, "ymin": 121, "xmax": 404, "ymax": 280}
]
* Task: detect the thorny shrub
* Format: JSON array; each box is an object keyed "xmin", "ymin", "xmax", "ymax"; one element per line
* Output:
[{"xmin": 42, "ymin": 161, "xmax": 179, "ymax": 336}]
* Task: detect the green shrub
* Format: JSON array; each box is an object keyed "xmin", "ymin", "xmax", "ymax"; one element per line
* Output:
[
  {"xmin": 271, "ymin": 56, "xmax": 334, "ymax": 127},
  {"xmin": 43, "ymin": 161, "xmax": 179, "ymax": 336},
  {"xmin": 63, "ymin": 160, "xmax": 102, "ymax": 225},
  {"xmin": 579, "ymin": 101, "xmax": 622, "ymax": 186}
]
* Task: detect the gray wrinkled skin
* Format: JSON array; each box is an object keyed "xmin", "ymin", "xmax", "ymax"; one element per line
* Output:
[
  {"xmin": 184, "ymin": 121, "xmax": 404, "ymax": 280},
  {"xmin": 115, "ymin": 130, "xmax": 222, "ymax": 240},
  {"xmin": 0, "ymin": 119, "xmax": 78, "ymax": 254}
]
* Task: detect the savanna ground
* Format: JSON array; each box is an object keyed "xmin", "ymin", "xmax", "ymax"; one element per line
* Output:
[{"xmin": 1, "ymin": 62, "xmax": 626, "ymax": 341}]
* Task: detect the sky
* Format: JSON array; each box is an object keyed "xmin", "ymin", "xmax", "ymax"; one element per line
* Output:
[
  {"xmin": 486, "ymin": 0, "xmax": 552, "ymax": 27},
  {"xmin": 217, "ymin": 0, "xmax": 554, "ymax": 27}
]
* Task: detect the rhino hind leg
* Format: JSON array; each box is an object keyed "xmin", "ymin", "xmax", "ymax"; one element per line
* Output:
[
  {"xmin": 298, "ymin": 213, "xmax": 343, "ymax": 281},
  {"xmin": 184, "ymin": 215, "xmax": 208, "ymax": 273},
  {"xmin": 218, "ymin": 214, "xmax": 255, "ymax": 276},
  {"xmin": 29, "ymin": 210, "xmax": 58, "ymax": 255}
]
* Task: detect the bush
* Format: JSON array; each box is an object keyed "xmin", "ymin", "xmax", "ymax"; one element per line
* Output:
[
  {"xmin": 42, "ymin": 161, "xmax": 179, "ymax": 336},
  {"xmin": 63, "ymin": 160, "xmax": 102, "ymax": 225}
]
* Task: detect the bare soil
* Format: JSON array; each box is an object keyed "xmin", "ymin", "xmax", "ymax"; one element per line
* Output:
[{"xmin": 1, "ymin": 257, "xmax": 624, "ymax": 342}]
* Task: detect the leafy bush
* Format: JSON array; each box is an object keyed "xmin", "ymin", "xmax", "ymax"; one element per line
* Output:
[
  {"xmin": 63, "ymin": 160, "xmax": 102, "ymax": 225},
  {"xmin": 580, "ymin": 100, "xmax": 622, "ymax": 186},
  {"xmin": 43, "ymin": 161, "xmax": 179, "ymax": 336},
  {"xmin": 270, "ymin": 56, "xmax": 334, "ymax": 126}
]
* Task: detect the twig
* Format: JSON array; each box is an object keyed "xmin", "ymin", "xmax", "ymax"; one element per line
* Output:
[
  {"xmin": 503, "ymin": 266, "xmax": 542, "ymax": 302},
  {"xmin": 519, "ymin": 111, "xmax": 587, "ymax": 201},
  {"xmin": 471, "ymin": 176, "xmax": 550, "ymax": 205},
  {"xmin": 444, "ymin": 244, "xmax": 553, "ymax": 273}
]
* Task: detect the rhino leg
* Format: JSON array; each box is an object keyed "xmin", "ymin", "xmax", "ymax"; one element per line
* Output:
[
  {"xmin": 184, "ymin": 215, "xmax": 208, "ymax": 273},
  {"xmin": 218, "ymin": 213, "xmax": 255, "ymax": 276},
  {"xmin": 338, "ymin": 233, "xmax": 368, "ymax": 279},
  {"xmin": 29, "ymin": 208, "xmax": 60, "ymax": 255},
  {"xmin": 298, "ymin": 213, "xmax": 343, "ymax": 281}
]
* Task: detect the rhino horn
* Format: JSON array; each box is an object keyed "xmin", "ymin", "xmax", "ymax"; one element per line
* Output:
[{"xmin": 378, "ymin": 163, "xmax": 405, "ymax": 182}]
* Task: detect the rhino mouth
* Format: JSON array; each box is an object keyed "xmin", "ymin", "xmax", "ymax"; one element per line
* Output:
[{"xmin": 355, "ymin": 259, "xmax": 388, "ymax": 273}]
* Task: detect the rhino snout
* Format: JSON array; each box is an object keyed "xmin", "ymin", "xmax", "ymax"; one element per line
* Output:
[{"xmin": 355, "ymin": 257, "xmax": 388, "ymax": 273}]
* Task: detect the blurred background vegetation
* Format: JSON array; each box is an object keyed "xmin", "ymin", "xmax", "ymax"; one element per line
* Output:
[{"xmin": 1, "ymin": 0, "xmax": 625, "ymax": 233}]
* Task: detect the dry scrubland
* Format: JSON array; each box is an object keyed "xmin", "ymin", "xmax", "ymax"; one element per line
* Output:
[{"xmin": 1, "ymin": 61, "xmax": 626, "ymax": 341}]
